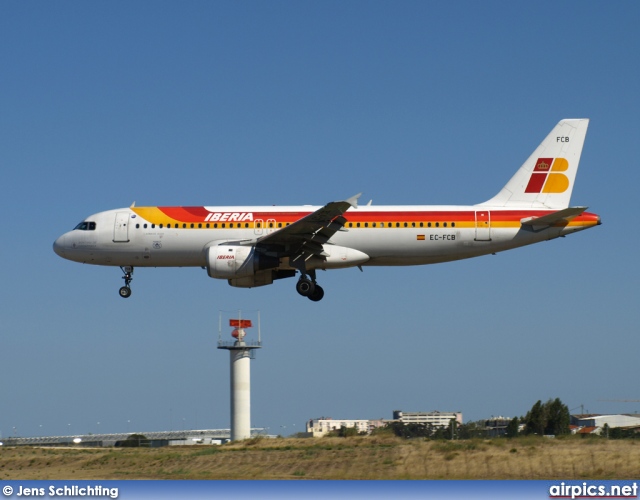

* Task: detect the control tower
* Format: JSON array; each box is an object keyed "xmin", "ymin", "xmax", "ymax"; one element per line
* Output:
[{"xmin": 217, "ymin": 314, "xmax": 262, "ymax": 441}]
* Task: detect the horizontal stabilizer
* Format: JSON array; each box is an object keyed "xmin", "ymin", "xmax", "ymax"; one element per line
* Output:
[{"xmin": 520, "ymin": 207, "xmax": 588, "ymax": 227}]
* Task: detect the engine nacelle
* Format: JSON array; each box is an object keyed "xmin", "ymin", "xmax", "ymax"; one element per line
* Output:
[{"xmin": 206, "ymin": 245, "xmax": 279, "ymax": 279}]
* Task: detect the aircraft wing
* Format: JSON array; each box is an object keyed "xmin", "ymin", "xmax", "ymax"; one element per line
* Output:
[
  {"xmin": 520, "ymin": 207, "xmax": 588, "ymax": 227},
  {"xmin": 256, "ymin": 193, "xmax": 361, "ymax": 258}
]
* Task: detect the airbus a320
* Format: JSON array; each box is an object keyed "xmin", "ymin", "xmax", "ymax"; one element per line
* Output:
[{"xmin": 53, "ymin": 119, "xmax": 601, "ymax": 301}]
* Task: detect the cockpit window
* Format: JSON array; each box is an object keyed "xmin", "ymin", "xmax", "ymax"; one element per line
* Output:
[{"xmin": 74, "ymin": 221, "xmax": 96, "ymax": 231}]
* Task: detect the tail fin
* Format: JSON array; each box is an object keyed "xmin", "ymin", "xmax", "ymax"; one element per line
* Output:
[{"xmin": 479, "ymin": 119, "xmax": 589, "ymax": 209}]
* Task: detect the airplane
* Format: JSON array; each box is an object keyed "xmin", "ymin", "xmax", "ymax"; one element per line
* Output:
[{"xmin": 53, "ymin": 119, "xmax": 600, "ymax": 302}]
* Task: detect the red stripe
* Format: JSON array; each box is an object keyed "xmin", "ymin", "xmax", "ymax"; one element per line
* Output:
[
  {"xmin": 157, "ymin": 207, "xmax": 210, "ymax": 221},
  {"xmin": 150, "ymin": 207, "xmax": 599, "ymax": 224}
]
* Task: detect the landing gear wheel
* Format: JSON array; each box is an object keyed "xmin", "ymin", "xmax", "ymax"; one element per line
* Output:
[
  {"xmin": 296, "ymin": 278, "xmax": 316, "ymax": 297},
  {"xmin": 308, "ymin": 285, "xmax": 324, "ymax": 302},
  {"xmin": 119, "ymin": 266, "xmax": 134, "ymax": 298}
]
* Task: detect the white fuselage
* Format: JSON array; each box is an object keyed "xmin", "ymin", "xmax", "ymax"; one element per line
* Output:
[{"xmin": 53, "ymin": 204, "xmax": 599, "ymax": 270}]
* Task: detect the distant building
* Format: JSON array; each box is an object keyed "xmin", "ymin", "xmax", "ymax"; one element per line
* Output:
[
  {"xmin": 0, "ymin": 429, "xmax": 267, "ymax": 447},
  {"xmin": 570, "ymin": 414, "xmax": 640, "ymax": 434},
  {"xmin": 306, "ymin": 411, "xmax": 463, "ymax": 438},
  {"xmin": 306, "ymin": 418, "xmax": 385, "ymax": 437},
  {"xmin": 393, "ymin": 410, "xmax": 463, "ymax": 428},
  {"xmin": 483, "ymin": 416, "xmax": 513, "ymax": 437}
]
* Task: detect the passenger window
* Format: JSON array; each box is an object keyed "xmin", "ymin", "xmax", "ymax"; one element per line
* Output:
[
  {"xmin": 214, "ymin": 223, "xmax": 218, "ymax": 228},
  {"xmin": 452, "ymin": 222, "xmax": 456, "ymax": 227},
  {"xmin": 144, "ymin": 224, "xmax": 148, "ymax": 229},
  {"xmin": 404, "ymin": 222, "xmax": 408, "ymax": 228},
  {"xmin": 372, "ymin": 222, "xmax": 377, "ymax": 227},
  {"xmin": 411, "ymin": 222, "xmax": 415, "ymax": 228},
  {"xmin": 396, "ymin": 223, "xmax": 400, "ymax": 228},
  {"xmin": 199, "ymin": 223, "xmax": 202, "ymax": 228},
  {"xmin": 183, "ymin": 223, "xmax": 186, "ymax": 228},
  {"xmin": 436, "ymin": 222, "xmax": 440, "ymax": 227},
  {"xmin": 443, "ymin": 222, "xmax": 447, "ymax": 227},
  {"xmin": 136, "ymin": 224, "xmax": 140, "ymax": 229},
  {"xmin": 419, "ymin": 222, "xmax": 423, "ymax": 227},
  {"xmin": 230, "ymin": 223, "xmax": 233, "ymax": 228},
  {"xmin": 364, "ymin": 222, "xmax": 369, "ymax": 228},
  {"xmin": 428, "ymin": 222, "xmax": 432, "ymax": 228},
  {"xmin": 278, "ymin": 223, "xmax": 282, "ymax": 228},
  {"xmin": 356, "ymin": 222, "xmax": 360, "ymax": 228},
  {"xmin": 159, "ymin": 224, "xmax": 163, "ymax": 228},
  {"xmin": 190, "ymin": 223, "xmax": 194, "ymax": 228},
  {"xmin": 257, "ymin": 222, "xmax": 261, "ymax": 228}
]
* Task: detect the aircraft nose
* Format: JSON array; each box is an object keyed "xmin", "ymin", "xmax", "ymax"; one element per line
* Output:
[{"xmin": 53, "ymin": 235, "xmax": 66, "ymax": 258}]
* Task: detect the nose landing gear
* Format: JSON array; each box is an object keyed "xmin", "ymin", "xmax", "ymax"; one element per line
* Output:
[{"xmin": 119, "ymin": 266, "xmax": 134, "ymax": 298}]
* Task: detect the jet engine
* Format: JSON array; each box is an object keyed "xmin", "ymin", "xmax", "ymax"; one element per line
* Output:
[{"xmin": 206, "ymin": 244, "xmax": 280, "ymax": 280}]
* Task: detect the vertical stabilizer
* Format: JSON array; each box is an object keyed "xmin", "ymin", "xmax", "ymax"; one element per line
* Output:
[{"xmin": 479, "ymin": 119, "xmax": 589, "ymax": 209}]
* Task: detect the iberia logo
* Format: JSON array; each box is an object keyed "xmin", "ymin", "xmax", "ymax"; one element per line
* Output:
[{"xmin": 525, "ymin": 158, "xmax": 569, "ymax": 193}]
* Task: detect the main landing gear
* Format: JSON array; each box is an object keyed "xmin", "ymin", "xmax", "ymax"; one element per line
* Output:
[
  {"xmin": 119, "ymin": 266, "xmax": 133, "ymax": 298},
  {"xmin": 295, "ymin": 270, "xmax": 325, "ymax": 302}
]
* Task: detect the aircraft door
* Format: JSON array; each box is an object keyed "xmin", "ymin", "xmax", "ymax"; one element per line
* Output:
[
  {"xmin": 113, "ymin": 212, "xmax": 130, "ymax": 242},
  {"xmin": 474, "ymin": 210, "xmax": 491, "ymax": 241},
  {"xmin": 254, "ymin": 219, "xmax": 263, "ymax": 235}
]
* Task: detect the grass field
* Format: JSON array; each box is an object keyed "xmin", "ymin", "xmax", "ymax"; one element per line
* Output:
[{"xmin": 1, "ymin": 435, "xmax": 638, "ymax": 480}]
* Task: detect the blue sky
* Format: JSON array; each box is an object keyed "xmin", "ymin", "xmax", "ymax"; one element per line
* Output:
[{"xmin": 1, "ymin": 1, "xmax": 639, "ymax": 438}]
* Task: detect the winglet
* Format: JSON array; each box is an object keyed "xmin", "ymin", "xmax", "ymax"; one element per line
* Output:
[
  {"xmin": 345, "ymin": 193, "xmax": 362, "ymax": 209},
  {"xmin": 130, "ymin": 201, "xmax": 136, "ymax": 208}
]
